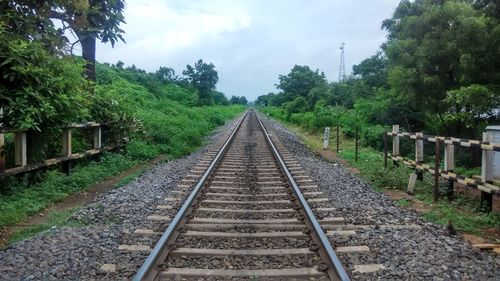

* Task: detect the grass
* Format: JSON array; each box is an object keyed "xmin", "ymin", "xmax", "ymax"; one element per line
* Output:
[
  {"xmin": 113, "ymin": 166, "xmax": 150, "ymax": 189},
  {"xmin": 6, "ymin": 208, "xmax": 86, "ymax": 244},
  {"xmin": 261, "ymin": 110, "xmax": 500, "ymax": 236},
  {"xmin": 0, "ymin": 153, "xmax": 136, "ymax": 227},
  {"xmin": 397, "ymin": 198, "xmax": 412, "ymax": 207},
  {"xmin": 1, "ymin": 63, "xmax": 246, "ymax": 244}
]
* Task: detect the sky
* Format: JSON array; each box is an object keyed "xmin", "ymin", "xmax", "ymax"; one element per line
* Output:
[{"xmin": 95, "ymin": 0, "xmax": 401, "ymax": 101}]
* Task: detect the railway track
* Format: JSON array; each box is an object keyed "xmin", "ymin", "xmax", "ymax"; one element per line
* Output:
[{"xmin": 133, "ymin": 110, "xmax": 350, "ymax": 280}]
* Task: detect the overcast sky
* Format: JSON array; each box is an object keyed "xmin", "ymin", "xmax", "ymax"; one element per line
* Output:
[{"xmin": 95, "ymin": 0, "xmax": 400, "ymax": 101}]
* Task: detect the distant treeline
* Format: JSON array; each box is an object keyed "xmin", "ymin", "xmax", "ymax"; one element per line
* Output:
[{"xmin": 257, "ymin": 0, "xmax": 500, "ymax": 145}]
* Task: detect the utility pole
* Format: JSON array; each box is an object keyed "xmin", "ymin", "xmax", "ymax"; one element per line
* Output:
[{"xmin": 338, "ymin": 42, "xmax": 346, "ymax": 82}]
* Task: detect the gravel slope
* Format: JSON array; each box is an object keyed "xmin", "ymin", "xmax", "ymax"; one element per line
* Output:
[
  {"xmin": 260, "ymin": 115, "xmax": 500, "ymax": 281},
  {"xmin": 0, "ymin": 115, "xmax": 242, "ymax": 281}
]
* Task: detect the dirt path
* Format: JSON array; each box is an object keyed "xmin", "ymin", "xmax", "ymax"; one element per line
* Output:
[{"xmin": 0, "ymin": 155, "xmax": 166, "ymax": 247}]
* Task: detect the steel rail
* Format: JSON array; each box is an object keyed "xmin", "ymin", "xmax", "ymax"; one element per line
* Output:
[
  {"xmin": 133, "ymin": 110, "xmax": 249, "ymax": 281},
  {"xmin": 255, "ymin": 112, "xmax": 351, "ymax": 281}
]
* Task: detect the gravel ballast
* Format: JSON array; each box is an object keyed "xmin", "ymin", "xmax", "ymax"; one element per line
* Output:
[
  {"xmin": 0, "ymin": 115, "xmax": 243, "ymax": 281},
  {"xmin": 1, "ymin": 111, "xmax": 499, "ymax": 280},
  {"xmin": 260, "ymin": 115, "xmax": 500, "ymax": 281}
]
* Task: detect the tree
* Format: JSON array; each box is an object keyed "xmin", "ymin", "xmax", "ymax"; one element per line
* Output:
[
  {"xmin": 285, "ymin": 96, "xmax": 308, "ymax": 118},
  {"xmin": 155, "ymin": 66, "xmax": 176, "ymax": 83},
  {"xmin": 183, "ymin": 59, "xmax": 219, "ymax": 105},
  {"xmin": 49, "ymin": 0, "xmax": 126, "ymax": 81},
  {"xmin": 212, "ymin": 91, "xmax": 229, "ymax": 105},
  {"xmin": 382, "ymin": 0, "xmax": 499, "ymax": 131},
  {"xmin": 229, "ymin": 96, "xmax": 248, "ymax": 105},
  {"xmin": 352, "ymin": 52, "xmax": 388, "ymax": 89},
  {"xmin": 1, "ymin": 1, "xmax": 126, "ymax": 81},
  {"xmin": 276, "ymin": 65, "xmax": 327, "ymax": 104},
  {"xmin": 256, "ymin": 92, "xmax": 276, "ymax": 106},
  {"xmin": 444, "ymin": 84, "xmax": 499, "ymax": 130}
]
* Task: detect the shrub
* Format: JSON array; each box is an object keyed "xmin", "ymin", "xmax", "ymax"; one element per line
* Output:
[
  {"xmin": 0, "ymin": 36, "xmax": 90, "ymax": 131},
  {"xmin": 361, "ymin": 124, "xmax": 389, "ymax": 150},
  {"xmin": 125, "ymin": 140, "xmax": 159, "ymax": 160}
]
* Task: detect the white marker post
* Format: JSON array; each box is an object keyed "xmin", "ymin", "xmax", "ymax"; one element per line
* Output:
[{"xmin": 323, "ymin": 127, "xmax": 330, "ymax": 150}]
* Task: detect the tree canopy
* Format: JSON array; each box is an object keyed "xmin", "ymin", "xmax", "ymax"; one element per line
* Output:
[
  {"xmin": 1, "ymin": 0, "xmax": 126, "ymax": 80},
  {"xmin": 229, "ymin": 96, "xmax": 248, "ymax": 105},
  {"xmin": 258, "ymin": 0, "xmax": 500, "ymax": 141},
  {"xmin": 182, "ymin": 59, "xmax": 219, "ymax": 105}
]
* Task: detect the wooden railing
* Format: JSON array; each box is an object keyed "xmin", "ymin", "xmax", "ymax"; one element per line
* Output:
[
  {"xmin": 0, "ymin": 122, "xmax": 120, "ymax": 177},
  {"xmin": 384, "ymin": 125, "xmax": 499, "ymax": 211}
]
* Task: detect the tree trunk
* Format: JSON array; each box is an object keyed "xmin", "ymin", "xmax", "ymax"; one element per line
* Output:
[{"xmin": 80, "ymin": 35, "xmax": 96, "ymax": 82}]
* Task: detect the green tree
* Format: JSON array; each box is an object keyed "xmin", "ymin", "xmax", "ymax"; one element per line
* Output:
[
  {"xmin": 155, "ymin": 66, "xmax": 176, "ymax": 83},
  {"xmin": 352, "ymin": 52, "xmax": 388, "ymax": 89},
  {"xmin": 444, "ymin": 84, "xmax": 499, "ymax": 130},
  {"xmin": 229, "ymin": 95, "xmax": 248, "ymax": 105},
  {"xmin": 276, "ymin": 65, "xmax": 327, "ymax": 104},
  {"xmin": 212, "ymin": 91, "xmax": 229, "ymax": 105},
  {"xmin": 183, "ymin": 59, "xmax": 219, "ymax": 105},
  {"xmin": 1, "ymin": 0, "xmax": 126, "ymax": 81},
  {"xmin": 382, "ymin": 0, "xmax": 499, "ymax": 131},
  {"xmin": 285, "ymin": 96, "xmax": 308, "ymax": 118}
]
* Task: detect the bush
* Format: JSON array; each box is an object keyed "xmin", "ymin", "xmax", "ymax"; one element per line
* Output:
[
  {"xmin": 0, "ymin": 35, "xmax": 90, "ymax": 131},
  {"xmin": 361, "ymin": 124, "xmax": 389, "ymax": 150},
  {"xmin": 125, "ymin": 140, "xmax": 159, "ymax": 160}
]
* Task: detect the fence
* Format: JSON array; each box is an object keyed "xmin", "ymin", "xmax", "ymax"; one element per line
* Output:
[
  {"xmin": 0, "ymin": 122, "xmax": 121, "ymax": 178},
  {"xmin": 322, "ymin": 125, "xmax": 360, "ymax": 161},
  {"xmin": 383, "ymin": 125, "xmax": 499, "ymax": 211}
]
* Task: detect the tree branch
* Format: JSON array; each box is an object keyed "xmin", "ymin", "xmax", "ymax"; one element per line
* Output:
[{"xmin": 49, "ymin": 10, "xmax": 75, "ymax": 26}]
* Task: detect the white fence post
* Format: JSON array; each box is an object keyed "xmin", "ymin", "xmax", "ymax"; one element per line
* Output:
[
  {"xmin": 415, "ymin": 132, "xmax": 423, "ymax": 163},
  {"xmin": 93, "ymin": 127, "xmax": 102, "ymax": 149},
  {"xmin": 482, "ymin": 132, "xmax": 493, "ymax": 183},
  {"xmin": 444, "ymin": 144, "xmax": 455, "ymax": 172},
  {"xmin": 392, "ymin": 125, "xmax": 399, "ymax": 156},
  {"xmin": 323, "ymin": 127, "xmax": 330, "ymax": 150}
]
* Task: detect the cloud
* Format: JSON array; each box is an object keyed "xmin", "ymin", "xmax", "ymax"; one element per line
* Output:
[{"xmin": 95, "ymin": 0, "xmax": 400, "ymax": 101}]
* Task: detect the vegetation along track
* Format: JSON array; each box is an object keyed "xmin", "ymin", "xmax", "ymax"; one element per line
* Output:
[{"xmin": 133, "ymin": 110, "xmax": 352, "ymax": 280}]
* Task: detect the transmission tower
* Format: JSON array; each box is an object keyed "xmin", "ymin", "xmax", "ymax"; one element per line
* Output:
[{"xmin": 338, "ymin": 42, "xmax": 346, "ymax": 82}]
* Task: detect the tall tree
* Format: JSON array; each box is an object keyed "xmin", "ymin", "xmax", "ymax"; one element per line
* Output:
[
  {"xmin": 1, "ymin": 0, "xmax": 126, "ymax": 81},
  {"xmin": 276, "ymin": 65, "xmax": 327, "ymax": 104},
  {"xmin": 229, "ymin": 95, "xmax": 248, "ymax": 105},
  {"xmin": 183, "ymin": 59, "xmax": 219, "ymax": 105},
  {"xmin": 382, "ymin": 0, "xmax": 499, "ymax": 131},
  {"xmin": 49, "ymin": 0, "xmax": 126, "ymax": 81},
  {"xmin": 352, "ymin": 52, "xmax": 388, "ymax": 89},
  {"xmin": 155, "ymin": 66, "xmax": 176, "ymax": 82}
]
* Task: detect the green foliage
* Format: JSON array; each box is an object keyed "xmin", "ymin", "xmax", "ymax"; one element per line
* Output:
[
  {"xmin": 285, "ymin": 96, "xmax": 308, "ymax": 118},
  {"xmin": 125, "ymin": 140, "xmax": 159, "ymax": 160},
  {"xmin": 0, "ymin": 153, "xmax": 136, "ymax": 226},
  {"xmin": 275, "ymin": 65, "xmax": 327, "ymax": 106},
  {"xmin": 183, "ymin": 59, "xmax": 219, "ymax": 105},
  {"xmin": 444, "ymin": 84, "xmax": 499, "ymax": 129},
  {"xmin": 7, "ymin": 208, "xmax": 84, "ymax": 244},
  {"xmin": 383, "ymin": 0, "xmax": 500, "ymax": 131},
  {"xmin": 258, "ymin": 0, "xmax": 499, "ymax": 142},
  {"xmin": 212, "ymin": 91, "xmax": 230, "ymax": 105},
  {"xmin": 0, "ymin": 60, "xmax": 244, "ymax": 236},
  {"xmin": 229, "ymin": 95, "xmax": 248, "ymax": 105},
  {"xmin": 94, "ymin": 63, "xmax": 244, "ymax": 158},
  {"xmin": 423, "ymin": 206, "xmax": 500, "ymax": 234},
  {"xmin": 0, "ymin": 34, "xmax": 90, "ymax": 131}
]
